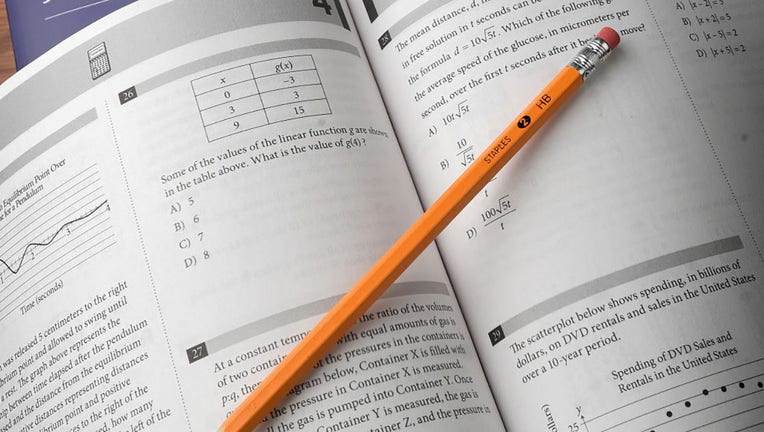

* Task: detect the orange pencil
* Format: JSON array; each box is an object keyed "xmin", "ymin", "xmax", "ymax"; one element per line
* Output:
[{"xmin": 219, "ymin": 27, "xmax": 620, "ymax": 432}]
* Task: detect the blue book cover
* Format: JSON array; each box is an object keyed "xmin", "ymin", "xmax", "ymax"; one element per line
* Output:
[{"xmin": 6, "ymin": 0, "xmax": 137, "ymax": 69}]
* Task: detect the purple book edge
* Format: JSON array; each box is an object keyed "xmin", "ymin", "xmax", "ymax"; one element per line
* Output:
[{"xmin": 6, "ymin": 0, "xmax": 136, "ymax": 69}]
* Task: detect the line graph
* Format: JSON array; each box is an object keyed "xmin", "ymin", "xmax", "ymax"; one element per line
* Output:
[
  {"xmin": 0, "ymin": 200, "xmax": 108, "ymax": 274},
  {"xmin": 0, "ymin": 164, "xmax": 116, "ymax": 322}
]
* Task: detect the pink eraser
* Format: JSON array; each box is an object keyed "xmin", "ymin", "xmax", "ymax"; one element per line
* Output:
[{"xmin": 597, "ymin": 27, "xmax": 620, "ymax": 50}]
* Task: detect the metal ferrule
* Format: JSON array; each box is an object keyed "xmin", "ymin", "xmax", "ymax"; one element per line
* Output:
[{"xmin": 568, "ymin": 37, "xmax": 611, "ymax": 81}]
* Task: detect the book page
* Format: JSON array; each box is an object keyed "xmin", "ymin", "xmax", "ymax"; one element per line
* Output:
[
  {"xmin": 349, "ymin": 0, "xmax": 764, "ymax": 430},
  {"xmin": 0, "ymin": 1, "xmax": 505, "ymax": 431}
]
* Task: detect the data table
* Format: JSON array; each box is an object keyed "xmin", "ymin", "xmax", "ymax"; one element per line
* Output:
[{"xmin": 191, "ymin": 54, "xmax": 331, "ymax": 141}]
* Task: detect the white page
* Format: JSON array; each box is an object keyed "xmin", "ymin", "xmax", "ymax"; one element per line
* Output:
[
  {"xmin": 0, "ymin": 1, "xmax": 505, "ymax": 431},
  {"xmin": 350, "ymin": 0, "xmax": 764, "ymax": 430}
]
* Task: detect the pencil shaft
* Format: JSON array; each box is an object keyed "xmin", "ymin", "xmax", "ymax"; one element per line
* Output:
[{"xmin": 220, "ymin": 65, "xmax": 583, "ymax": 432}]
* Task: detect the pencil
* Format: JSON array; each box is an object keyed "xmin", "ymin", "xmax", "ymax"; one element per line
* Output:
[{"xmin": 218, "ymin": 27, "xmax": 620, "ymax": 432}]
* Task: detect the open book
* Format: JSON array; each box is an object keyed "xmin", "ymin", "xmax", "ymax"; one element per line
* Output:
[{"xmin": 1, "ymin": 1, "xmax": 762, "ymax": 431}]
